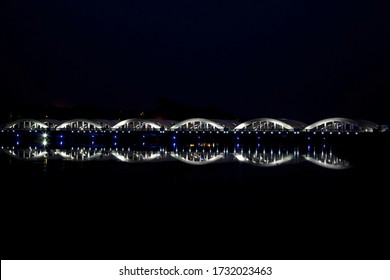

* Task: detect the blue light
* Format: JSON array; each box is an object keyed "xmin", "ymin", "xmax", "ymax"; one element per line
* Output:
[
  {"xmin": 60, "ymin": 135, "xmax": 63, "ymax": 138},
  {"xmin": 236, "ymin": 137, "xmax": 239, "ymax": 140},
  {"xmin": 16, "ymin": 141, "xmax": 19, "ymax": 145},
  {"xmin": 142, "ymin": 135, "xmax": 145, "ymax": 138},
  {"xmin": 114, "ymin": 142, "xmax": 117, "ymax": 146},
  {"xmin": 92, "ymin": 141, "xmax": 94, "ymax": 145},
  {"xmin": 173, "ymin": 136, "xmax": 176, "ymax": 140},
  {"xmin": 114, "ymin": 135, "xmax": 117, "ymax": 139},
  {"xmin": 307, "ymin": 137, "xmax": 311, "ymax": 140},
  {"xmin": 92, "ymin": 135, "xmax": 94, "ymax": 138},
  {"xmin": 16, "ymin": 134, "xmax": 19, "ymax": 137},
  {"xmin": 60, "ymin": 141, "xmax": 63, "ymax": 145}
]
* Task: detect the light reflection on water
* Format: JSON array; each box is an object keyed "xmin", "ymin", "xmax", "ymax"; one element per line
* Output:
[{"xmin": 0, "ymin": 145, "xmax": 352, "ymax": 169}]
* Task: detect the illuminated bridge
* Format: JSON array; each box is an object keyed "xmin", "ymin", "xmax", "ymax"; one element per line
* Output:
[{"xmin": 1, "ymin": 117, "xmax": 383, "ymax": 133}]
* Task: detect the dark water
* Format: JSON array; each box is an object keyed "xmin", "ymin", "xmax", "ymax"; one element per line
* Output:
[
  {"xmin": 2, "ymin": 137, "xmax": 389, "ymax": 259},
  {"xmin": 0, "ymin": 144, "xmax": 360, "ymax": 199}
]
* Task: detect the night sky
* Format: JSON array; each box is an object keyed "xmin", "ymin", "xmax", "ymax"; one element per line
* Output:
[{"xmin": 1, "ymin": 0, "xmax": 389, "ymax": 123}]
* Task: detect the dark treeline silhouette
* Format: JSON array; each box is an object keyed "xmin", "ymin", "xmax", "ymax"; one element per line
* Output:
[{"xmin": 0, "ymin": 98, "xmax": 238, "ymax": 124}]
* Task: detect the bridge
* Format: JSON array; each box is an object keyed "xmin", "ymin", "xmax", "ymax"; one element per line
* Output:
[{"xmin": 1, "ymin": 117, "xmax": 382, "ymax": 133}]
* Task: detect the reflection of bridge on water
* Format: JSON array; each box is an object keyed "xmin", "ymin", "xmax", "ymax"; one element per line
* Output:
[
  {"xmin": 1, "ymin": 146, "xmax": 352, "ymax": 169},
  {"xmin": 233, "ymin": 147, "xmax": 299, "ymax": 167},
  {"xmin": 302, "ymin": 148, "xmax": 351, "ymax": 170},
  {"xmin": 2, "ymin": 147, "xmax": 49, "ymax": 160},
  {"xmin": 169, "ymin": 149, "xmax": 232, "ymax": 165}
]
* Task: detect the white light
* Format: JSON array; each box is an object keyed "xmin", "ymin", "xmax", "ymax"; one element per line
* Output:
[
  {"xmin": 42, "ymin": 133, "xmax": 48, "ymax": 138},
  {"xmin": 42, "ymin": 140, "xmax": 48, "ymax": 146}
]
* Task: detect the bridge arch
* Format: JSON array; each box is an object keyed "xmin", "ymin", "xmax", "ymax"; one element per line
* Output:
[
  {"xmin": 112, "ymin": 119, "xmax": 161, "ymax": 131},
  {"xmin": 4, "ymin": 119, "xmax": 49, "ymax": 130},
  {"xmin": 40, "ymin": 119, "xmax": 62, "ymax": 129},
  {"xmin": 56, "ymin": 119, "xmax": 102, "ymax": 130},
  {"xmin": 170, "ymin": 118, "xmax": 225, "ymax": 131},
  {"xmin": 357, "ymin": 120, "xmax": 379, "ymax": 132},
  {"xmin": 234, "ymin": 118, "xmax": 301, "ymax": 131},
  {"xmin": 93, "ymin": 119, "xmax": 118, "ymax": 130},
  {"xmin": 304, "ymin": 118, "xmax": 362, "ymax": 132}
]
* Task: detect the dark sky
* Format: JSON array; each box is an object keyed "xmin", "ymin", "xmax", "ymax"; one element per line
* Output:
[{"xmin": 1, "ymin": 0, "xmax": 389, "ymax": 123}]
